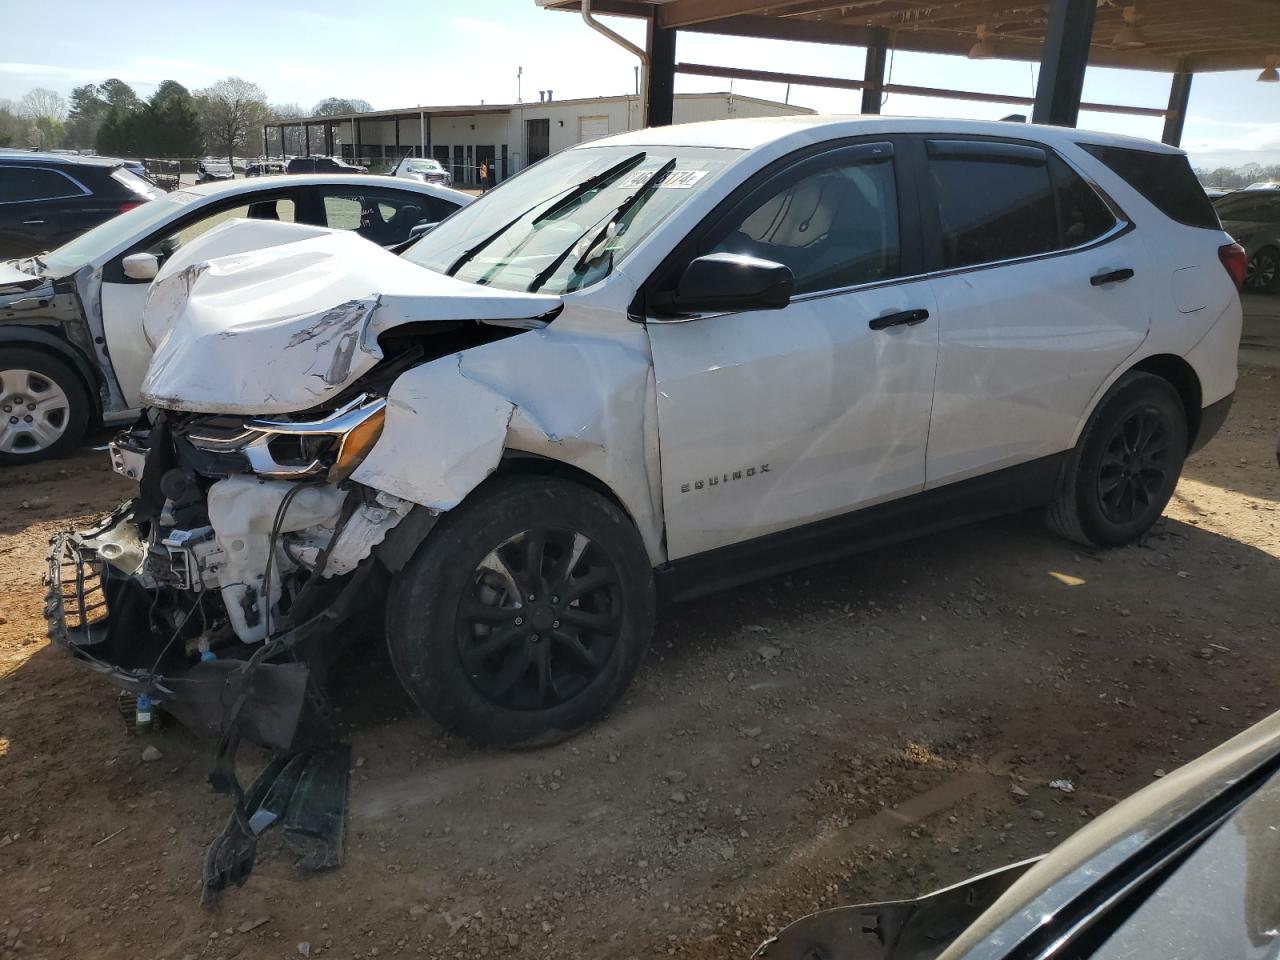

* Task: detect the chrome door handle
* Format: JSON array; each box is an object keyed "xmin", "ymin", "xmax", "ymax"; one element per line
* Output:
[
  {"xmin": 869, "ymin": 308, "xmax": 930, "ymax": 331},
  {"xmin": 1091, "ymin": 268, "xmax": 1134, "ymax": 286},
  {"xmin": 22, "ymin": 219, "xmax": 46, "ymax": 225}
]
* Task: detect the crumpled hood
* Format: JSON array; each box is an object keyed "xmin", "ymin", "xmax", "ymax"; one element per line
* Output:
[{"xmin": 140, "ymin": 219, "xmax": 562, "ymax": 415}]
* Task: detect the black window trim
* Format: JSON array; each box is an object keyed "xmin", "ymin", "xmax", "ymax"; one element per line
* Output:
[
  {"xmin": 912, "ymin": 133, "xmax": 1134, "ymax": 281},
  {"xmin": 0, "ymin": 165, "xmax": 93, "ymax": 205},
  {"xmin": 636, "ymin": 134, "xmax": 928, "ymax": 323}
]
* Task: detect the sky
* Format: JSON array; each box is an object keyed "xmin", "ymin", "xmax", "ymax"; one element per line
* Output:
[{"xmin": 2, "ymin": 0, "xmax": 1277, "ymax": 170}]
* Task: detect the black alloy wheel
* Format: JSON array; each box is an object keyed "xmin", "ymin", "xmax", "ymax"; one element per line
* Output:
[
  {"xmin": 1096, "ymin": 406, "xmax": 1173, "ymax": 525},
  {"xmin": 458, "ymin": 528, "xmax": 623, "ymax": 711},
  {"xmin": 1246, "ymin": 247, "xmax": 1279, "ymax": 293},
  {"xmin": 1046, "ymin": 371, "xmax": 1187, "ymax": 547},
  {"xmin": 386, "ymin": 474, "xmax": 655, "ymax": 747}
]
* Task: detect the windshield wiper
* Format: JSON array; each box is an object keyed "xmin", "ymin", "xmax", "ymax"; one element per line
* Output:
[
  {"xmin": 444, "ymin": 151, "xmax": 647, "ymax": 278},
  {"xmin": 527, "ymin": 158, "xmax": 677, "ymax": 294}
]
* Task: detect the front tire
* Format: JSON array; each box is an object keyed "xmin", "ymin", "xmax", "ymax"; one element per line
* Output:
[
  {"xmin": 386, "ymin": 474, "xmax": 656, "ymax": 748},
  {"xmin": 0, "ymin": 349, "xmax": 91, "ymax": 466},
  {"xmin": 1046, "ymin": 372, "xmax": 1187, "ymax": 547}
]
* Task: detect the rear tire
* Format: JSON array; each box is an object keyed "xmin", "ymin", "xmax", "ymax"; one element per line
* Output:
[
  {"xmin": 1245, "ymin": 246, "xmax": 1280, "ymax": 293},
  {"xmin": 0, "ymin": 349, "xmax": 91, "ymax": 466},
  {"xmin": 386, "ymin": 474, "xmax": 656, "ymax": 748},
  {"xmin": 1046, "ymin": 372, "xmax": 1187, "ymax": 547}
]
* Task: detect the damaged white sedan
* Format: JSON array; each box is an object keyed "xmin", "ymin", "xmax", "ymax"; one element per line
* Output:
[{"xmin": 47, "ymin": 116, "xmax": 1243, "ymax": 761}]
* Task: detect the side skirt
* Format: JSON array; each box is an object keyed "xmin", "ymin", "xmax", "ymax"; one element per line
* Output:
[{"xmin": 654, "ymin": 452, "xmax": 1066, "ymax": 606}]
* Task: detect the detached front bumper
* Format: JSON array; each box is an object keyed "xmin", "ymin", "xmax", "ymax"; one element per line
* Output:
[{"xmin": 44, "ymin": 511, "xmax": 310, "ymax": 750}]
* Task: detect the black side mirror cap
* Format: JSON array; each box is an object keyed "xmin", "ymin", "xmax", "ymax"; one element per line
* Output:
[{"xmin": 668, "ymin": 252, "xmax": 793, "ymax": 316}]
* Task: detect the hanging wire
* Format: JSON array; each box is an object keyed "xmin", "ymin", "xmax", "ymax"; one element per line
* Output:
[{"xmin": 881, "ymin": 36, "xmax": 896, "ymax": 110}]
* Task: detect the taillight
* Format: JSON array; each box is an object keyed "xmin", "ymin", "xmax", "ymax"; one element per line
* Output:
[
  {"xmin": 1218, "ymin": 242, "xmax": 1248, "ymax": 289},
  {"xmin": 119, "ymin": 201, "xmax": 143, "ymax": 214}
]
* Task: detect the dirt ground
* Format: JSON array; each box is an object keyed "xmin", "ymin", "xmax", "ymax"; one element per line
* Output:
[{"xmin": 1, "ymin": 361, "xmax": 1277, "ymax": 960}]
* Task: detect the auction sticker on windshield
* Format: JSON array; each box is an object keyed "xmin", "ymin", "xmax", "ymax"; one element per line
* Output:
[{"xmin": 617, "ymin": 169, "xmax": 708, "ymax": 189}]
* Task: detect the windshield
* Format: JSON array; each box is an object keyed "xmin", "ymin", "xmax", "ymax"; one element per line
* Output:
[
  {"xmin": 407, "ymin": 160, "xmax": 443, "ymax": 172},
  {"xmin": 43, "ymin": 191, "xmax": 197, "ymax": 273},
  {"xmin": 403, "ymin": 144, "xmax": 739, "ymax": 295}
]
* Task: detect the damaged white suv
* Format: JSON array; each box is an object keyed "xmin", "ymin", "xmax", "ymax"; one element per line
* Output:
[{"xmin": 47, "ymin": 117, "xmax": 1243, "ymax": 751}]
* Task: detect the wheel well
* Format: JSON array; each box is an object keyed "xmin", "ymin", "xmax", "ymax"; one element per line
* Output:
[
  {"xmin": 1130, "ymin": 354, "xmax": 1202, "ymax": 449},
  {"xmin": 0, "ymin": 334, "xmax": 102, "ymax": 423},
  {"xmin": 493, "ymin": 451, "xmax": 635, "ymax": 520}
]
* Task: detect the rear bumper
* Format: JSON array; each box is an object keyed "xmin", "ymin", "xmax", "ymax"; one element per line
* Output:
[
  {"xmin": 44, "ymin": 513, "xmax": 309, "ymax": 750},
  {"xmin": 1190, "ymin": 392, "xmax": 1234, "ymax": 456}
]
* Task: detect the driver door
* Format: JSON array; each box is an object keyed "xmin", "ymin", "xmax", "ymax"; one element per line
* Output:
[{"xmin": 644, "ymin": 141, "xmax": 940, "ymax": 560}]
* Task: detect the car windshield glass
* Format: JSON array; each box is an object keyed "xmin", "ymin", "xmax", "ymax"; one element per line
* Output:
[
  {"xmin": 43, "ymin": 192, "xmax": 198, "ymax": 273},
  {"xmin": 407, "ymin": 160, "xmax": 442, "ymax": 172},
  {"xmin": 403, "ymin": 145, "xmax": 739, "ymax": 294}
]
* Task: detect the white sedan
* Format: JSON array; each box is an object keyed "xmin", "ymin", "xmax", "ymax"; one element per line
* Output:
[{"xmin": 0, "ymin": 174, "xmax": 470, "ymax": 462}]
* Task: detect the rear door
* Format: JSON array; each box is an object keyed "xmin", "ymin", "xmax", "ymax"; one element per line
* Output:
[
  {"xmin": 915, "ymin": 137, "xmax": 1151, "ymax": 487},
  {"xmin": 0, "ymin": 165, "xmax": 101, "ymax": 258}
]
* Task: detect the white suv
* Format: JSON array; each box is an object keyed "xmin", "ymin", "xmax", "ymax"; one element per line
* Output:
[{"xmin": 48, "ymin": 117, "xmax": 1244, "ymax": 752}]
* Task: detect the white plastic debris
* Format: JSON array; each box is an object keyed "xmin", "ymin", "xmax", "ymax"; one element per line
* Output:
[{"xmin": 1049, "ymin": 779, "xmax": 1075, "ymax": 793}]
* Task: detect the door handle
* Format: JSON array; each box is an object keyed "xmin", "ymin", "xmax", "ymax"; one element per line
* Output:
[
  {"xmin": 1090, "ymin": 268, "xmax": 1134, "ymax": 286},
  {"xmin": 21, "ymin": 219, "xmax": 46, "ymax": 226},
  {"xmin": 869, "ymin": 308, "xmax": 930, "ymax": 331}
]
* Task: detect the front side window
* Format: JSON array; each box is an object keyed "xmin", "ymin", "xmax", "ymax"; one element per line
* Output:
[
  {"xmin": 0, "ymin": 167, "xmax": 86, "ymax": 204},
  {"xmin": 404, "ymin": 145, "xmax": 737, "ymax": 294},
  {"xmin": 709, "ymin": 147, "xmax": 900, "ymax": 294},
  {"xmin": 321, "ymin": 191, "xmax": 430, "ymax": 245}
]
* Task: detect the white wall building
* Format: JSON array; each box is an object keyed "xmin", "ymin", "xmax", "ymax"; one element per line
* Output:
[{"xmin": 265, "ymin": 92, "xmax": 813, "ymax": 185}]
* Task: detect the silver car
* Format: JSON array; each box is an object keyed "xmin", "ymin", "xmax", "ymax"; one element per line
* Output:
[
  {"xmin": 392, "ymin": 156, "xmax": 452, "ymax": 187},
  {"xmin": 1215, "ymin": 189, "xmax": 1280, "ymax": 292}
]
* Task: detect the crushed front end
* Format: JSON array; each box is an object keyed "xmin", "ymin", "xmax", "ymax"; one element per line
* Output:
[
  {"xmin": 45, "ymin": 393, "xmax": 419, "ymax": 746},
  {"xmin": 44, "ymin": 393, "xmax": 426, "ymax": 902}
]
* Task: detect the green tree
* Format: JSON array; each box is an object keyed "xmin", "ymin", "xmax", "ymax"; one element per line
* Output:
[
  {"xmin": 146, "ymin": 80, "xmax": 203, "ymax": 157},
  {"xmin": 65, "ymin": 84, "xmax": 109, "ymax": 149}
]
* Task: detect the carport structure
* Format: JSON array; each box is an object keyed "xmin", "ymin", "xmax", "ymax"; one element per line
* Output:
[{"xmin": 538, "ymin": 0, "xmax": 1280, "ymax": 145}]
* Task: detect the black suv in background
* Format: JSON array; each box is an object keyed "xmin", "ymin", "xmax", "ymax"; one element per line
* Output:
[
  {"xmin": 0, "ymin": 153, "xmax": 162, "ymax": 259},
  {"xmin": 286, "ymin": 155, "xmax": 368, "ymax": 175}
]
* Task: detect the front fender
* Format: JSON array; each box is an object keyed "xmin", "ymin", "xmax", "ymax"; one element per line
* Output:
[{"xmin": 351, "ymin": 323, "xmax": 666, "ymax": 564}]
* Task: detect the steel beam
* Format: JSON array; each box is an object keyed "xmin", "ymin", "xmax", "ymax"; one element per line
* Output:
[
  {"xmin": 1032, "ymin": 0, "xmax": 1097, "ymax": 126},
  {"xmin": 861, "ymin": 27, "xmax": 888, "ymax": 114},
  {"xmin": 647, "ymin": 11, "xmax": 676, "ymax": 127},
  {"xmin": 1162, "ymin": 71, "xmax": 1193, "ymax": 146}
]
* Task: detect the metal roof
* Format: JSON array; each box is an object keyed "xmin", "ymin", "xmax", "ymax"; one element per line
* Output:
[{"xmin": 537, "ymin": 0, "xmax": 1280, "ymax": 73}]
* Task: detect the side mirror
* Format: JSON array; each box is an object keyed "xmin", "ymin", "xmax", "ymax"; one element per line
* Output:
[
  {"xmin": 669, "ymin": 252, "xmax": 793, "ymax": 315},
  {"xmin": 122, "ymin": 252, "xmax": 159, "ymax": 281},
  {"xmin": 409, "ymin": 221, "xmax": 439, "ymax": 239}
]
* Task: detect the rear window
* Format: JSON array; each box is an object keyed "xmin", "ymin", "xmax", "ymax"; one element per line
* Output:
[{"xmin": 1081, "ymin": 143, "xmax": 1219, "ymax": 230}]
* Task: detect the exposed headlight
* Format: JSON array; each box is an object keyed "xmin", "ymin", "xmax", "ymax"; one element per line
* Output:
[{"xmin": 186, "ymin": 395, "xmax": 386, "ymax": 482}]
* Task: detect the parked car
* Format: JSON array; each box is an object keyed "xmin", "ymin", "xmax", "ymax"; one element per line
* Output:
[
  {"xmin": 245, "ymin": 159, "xmax": 286, "ymax": 177},
  {"xmin": 1, "ymin": 174, "xmax": 469, "ymax": 462},
  {"xmin": 195, "ymin": 159, "xmax": 234, "ymax": 183},
  {"xmin": 286, "ymin": 156, "xmax": 368, "ymax": 175},
  {"xmin": 1215, "ymin": 189, "xmax": 1280, "ymax": 292},
  {"xmin": 758, "ymin": 708, "xmax": 1280, "ymax": 960},
  {"xmin": 1245, "ymin": 180, "xmax": 1280, "ymax": 190},
  {"xmin": 0, "ymin": 152, "xmax": 162, "ymax": 259},
  {"xmin": 47, "ymin": 117, "xmax": 1242, "ymax": 757},
  {"xmin": 392, "ymin": 156, "xmax": 453, "ymax": 187}
]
